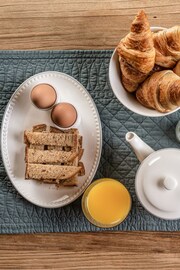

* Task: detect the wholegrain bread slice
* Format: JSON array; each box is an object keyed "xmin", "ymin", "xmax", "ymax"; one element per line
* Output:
[
  {"xmin": 78, "ymin": 149, "xmax": 84, "ymax": 161},
  {"xmin": 26, "ymin": 148, "xmax": 79, "ymax": 164},
  {"xmin": 24, "ymin": 124, "xmax": 47, "ymax": 148},
  {"xmin": 24, "ymin": 131, "xmax": 78, "ymax": 147},
  {"xmin": 49, "ymin": 126, "xmax": 78, "ymax": 134},
  {"xmin": 32, "ymin": 124, "xmax": 47, "ymax": 132},
  {"xmin": 49, "ymin": 126, "xmax": 83, "ymax": 181},
  {"xmin": 78, "ymin": 162, "xmax": 85, "ymax": 176},
  {"xmin": 43, "ymin": 177, "xmax": 78, "ymax": 186},
  {"xmin": 49, "ymin": 126, "xmax": 81, "ymax": 152},
  {"xmin": 29, "ymin": 145, "xmax": 45, "ymax": 150},
  {"xmin": 25, "ymin": 163, "xmax": 81, "ymax": 180},
  {"xmin": 24, "ymin": 124, "xmax": 85, "ymax": 186},
  {"xmin": 47, "ymin": 145, "xmax": 63, "ymax": 150},
  {"xmin": 48, "ymin": 126, "xmax": 81, "ymax": 181}
]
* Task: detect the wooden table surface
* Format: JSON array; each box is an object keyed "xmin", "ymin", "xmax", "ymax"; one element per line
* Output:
[{"xmin": 0, "ymin": 0, "xmax": 180, "ymax": 269}]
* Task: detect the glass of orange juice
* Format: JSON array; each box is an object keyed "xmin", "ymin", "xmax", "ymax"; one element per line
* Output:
[{"xmin": 82, "ymin": 178, "xmax": 131, "ymax": 228}]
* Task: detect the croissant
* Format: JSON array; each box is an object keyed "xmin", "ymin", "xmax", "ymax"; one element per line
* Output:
[
  {"xmin": 173, "ymin": 60, "xmax": 180, "ymax": 76},
  {"xmin": 117, "ymin": 10, "xmax": 155, "ymax": 92},
  {"xmin": 136, "ymin": 70, "xmax": 180, "ymax": 112},
  {"xmin": 153, "ymin": 26, "xmax": 180, "ymax": 68}
]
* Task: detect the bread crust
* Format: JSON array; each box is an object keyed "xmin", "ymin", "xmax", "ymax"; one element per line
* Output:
[{"xmin": 24, "ymin": 124, "xmax": 85, "ymax": 186}]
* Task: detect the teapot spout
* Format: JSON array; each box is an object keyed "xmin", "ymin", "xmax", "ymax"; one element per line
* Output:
[{"xmin": 126, "ymin": 132, "xmax": 154, "ymax": 163}]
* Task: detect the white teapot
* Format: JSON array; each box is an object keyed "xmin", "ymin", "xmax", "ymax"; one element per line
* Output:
[{"xmin": 126, "ymin": 132, "xmax": 180, "ymax": 220}]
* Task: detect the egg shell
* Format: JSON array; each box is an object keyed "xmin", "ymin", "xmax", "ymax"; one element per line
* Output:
[
  {"xmin": 51, "ymin": 102, "xmax": 77, "ymax": 128},
  {"xmin": 31, "ymin": 84, "xmax": 57, "ymax": 109}
]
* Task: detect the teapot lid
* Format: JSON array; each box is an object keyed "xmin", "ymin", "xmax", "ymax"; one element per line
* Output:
[{"xmin": 136, "ymin": 148, "xmax": 180, "ymax": 220}]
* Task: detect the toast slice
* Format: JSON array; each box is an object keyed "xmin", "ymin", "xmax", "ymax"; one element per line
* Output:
[
  {"xmin": 47, "ymin": 125, "xmax": 83, "ymax": 181},
  {"xmin": 24, "ymin": 124, "xmax": 85, "ymax": 186},
  {"xmin": 49, "ymin": 126, "xmax": 84, "ymax": 176},
  {"xmin": 24, "ymin": 124, "xmax": 46, "ymax": 149},
  {"xmin": 25, "ymin": 163, "xmax": 82, "ymax": 180},
  {"xmin": 24, "ymin": 131, "xmax": 78, "ymax": 147},
  {"xmin": 25, "ymin": 148, "xmax": 79, "ymax": 164},
  {"xmin": 43, "ymin": 177, "xmax": 78, "ymax": 186},
  {"xmin": 32, "ymin": 124, "xmax": 47, "ymax": 132}
]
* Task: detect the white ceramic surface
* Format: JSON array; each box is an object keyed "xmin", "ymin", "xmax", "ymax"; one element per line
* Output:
[
  {"xmin": 1, "ymin": 71, "xmax": 102, "ymax": 208},
  {"xmin": 136, "ymin": 149, "xmax": 180, "ymax": 220},
  {"xmin": 176, "ymin": 120, "xmax": 180, "ymax": 142},
  {"xmin": 109, "ymin": 27, "xmax": 180, "ymax": 117},
  {"xmin": 126, "ymin": 131, "xmax": 180, "ymax": 220},
  {"xmin": 126, "ymin": 131, "xmax": 154, "ymax": 162}
]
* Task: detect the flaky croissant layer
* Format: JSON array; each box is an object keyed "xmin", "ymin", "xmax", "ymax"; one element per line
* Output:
[
  {"xmin": 173, "ymin": 60, "xmax": 180, "ymax": 76},
  {"xmin": 117, "ymin": 10, "xmax": 155, "ymax": 92},
  {"xmin": 136, "ymin": 70, "xmax": 180, "ymax": 112},
  {"xmin": 153, "ymin": 26, "xmax": 180, "ymax": 68}
]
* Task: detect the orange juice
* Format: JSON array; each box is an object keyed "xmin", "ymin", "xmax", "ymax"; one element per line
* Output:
[{"xmin": 82, "ymin": 178, "xmax": 131, "ymax": 228}]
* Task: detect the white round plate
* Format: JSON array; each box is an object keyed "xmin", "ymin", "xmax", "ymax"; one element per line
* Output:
[
  {"xmin": 109, "ymin": 26, "xmax": 180, "ymax": 117},
  {"xmin": 1, "ymin": 71, "xmax": 102, "ymax": 208}
]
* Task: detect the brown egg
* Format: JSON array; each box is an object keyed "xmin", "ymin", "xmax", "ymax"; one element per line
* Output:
[
  {"xmin": 51, "ymin": 102, "xmax": 77, "ymax": 128},
  {"xmin": 31, "ymin": 84, "xmax": 57, "ymax": 109}
]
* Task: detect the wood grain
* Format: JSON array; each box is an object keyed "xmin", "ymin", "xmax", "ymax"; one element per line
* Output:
[
  {"xmin": 0, "ymin": 0, "xmax": 180, "ymax": 269},
  {"xmin": 0, "ymin": 0, "xmax": 179, "ymax": 49},
  {"xmin": 0, "ymin": 232, "xmax": 180, "ymax": 269}
]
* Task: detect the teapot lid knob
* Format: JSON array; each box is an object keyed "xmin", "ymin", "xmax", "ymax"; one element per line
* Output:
[{"xmin": 163, "ymin": 176, "xmax": 177, "ymax": 191}]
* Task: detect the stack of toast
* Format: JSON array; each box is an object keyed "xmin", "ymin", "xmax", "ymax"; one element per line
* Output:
[{"xmin": 24, "ymin": 124, "xmax": 85, "ymax": 186}]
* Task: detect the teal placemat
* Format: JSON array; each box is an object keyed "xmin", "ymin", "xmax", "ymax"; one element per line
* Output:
[{"xmin": 0, "ymin": 50, "xmax": 180, "ymax": 233}]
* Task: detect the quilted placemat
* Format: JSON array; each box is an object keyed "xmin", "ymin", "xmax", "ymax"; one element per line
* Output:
[{"xmin": 0, "ymin": 50, "xmax": 180, "ymax": 233}]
